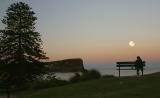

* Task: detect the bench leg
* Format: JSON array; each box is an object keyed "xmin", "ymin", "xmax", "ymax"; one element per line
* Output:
[
  {"xmin": 119, "ymin": 67, "xmax": 120, "ymax": 77},
  {"xmin": 6, "ymin": 88, "xmax": 10, "ymax": 98}
]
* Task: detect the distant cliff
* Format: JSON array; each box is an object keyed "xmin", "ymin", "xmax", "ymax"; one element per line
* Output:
[{"xmin": 45, "ymin": 58, "xmax": 85, "ymax": 72}]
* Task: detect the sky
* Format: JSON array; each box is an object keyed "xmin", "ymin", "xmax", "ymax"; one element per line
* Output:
[{"xmin": 0, "ymin": 0, "xmax": 160, "ymax": 69}]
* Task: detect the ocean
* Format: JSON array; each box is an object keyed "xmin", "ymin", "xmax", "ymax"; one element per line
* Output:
[{"xmin": 55, "ymin": 66, "xmax": 160, "ymax": 80}]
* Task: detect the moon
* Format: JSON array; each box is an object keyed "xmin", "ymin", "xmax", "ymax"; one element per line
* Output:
[{"xmin": 129, "ymin": 41, "xmax": 135, "ymax": 47}]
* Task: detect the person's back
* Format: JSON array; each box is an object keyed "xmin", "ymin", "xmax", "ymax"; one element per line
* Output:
[{"xmin": 135, "ymin": 56, "xmax": 143, "ymax": 76}]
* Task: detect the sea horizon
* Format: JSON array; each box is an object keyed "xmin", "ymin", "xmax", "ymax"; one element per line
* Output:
[{"xmin": 55, "ymin": 65, "xmax": 160, "ymax": 80}]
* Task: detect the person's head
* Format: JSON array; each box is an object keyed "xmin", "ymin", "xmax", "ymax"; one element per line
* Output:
[{"xmin": 137, "ymin": 56, "xmax": 141, "ymax": 60}]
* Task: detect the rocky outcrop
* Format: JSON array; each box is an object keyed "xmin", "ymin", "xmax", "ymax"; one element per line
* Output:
[{"xmin": 45, "ymin": 58, "xmax": 85, "ymax": 72}]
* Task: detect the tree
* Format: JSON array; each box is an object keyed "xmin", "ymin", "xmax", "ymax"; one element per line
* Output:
[{"xmin": 0, "ymin": 2, "xmax": 47, "ymax": 87}]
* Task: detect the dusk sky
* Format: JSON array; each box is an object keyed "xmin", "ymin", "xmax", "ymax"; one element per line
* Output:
[{"xmin": 0, "ymin": 0, "xmax": 160, "ymax": 68}]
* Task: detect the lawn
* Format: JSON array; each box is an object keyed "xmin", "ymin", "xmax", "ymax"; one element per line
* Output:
[{"xmin": 18, "ymin": 72, "xmax": 160, "ymax": 98}]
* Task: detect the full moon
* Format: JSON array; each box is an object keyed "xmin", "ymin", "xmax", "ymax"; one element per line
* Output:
[{"xmin": 129, "ymin": 41, "xmax": 135, "ymax": 47}]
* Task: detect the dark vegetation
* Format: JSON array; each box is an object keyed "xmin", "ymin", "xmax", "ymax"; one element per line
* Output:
[
  {"xmin": 29, "ymin": 69, "xmax": 102, "ymax": 90},
  {"xmin": 69, "ymin": 69, "xmax": 102, "ymax": 83},
  {"xmin": 16, "ymin": 72, "xmax": 160, "ymax": 98},
  {"xmin": 0, "ymin": 2, "xmax": 47, "ymax": 88}
]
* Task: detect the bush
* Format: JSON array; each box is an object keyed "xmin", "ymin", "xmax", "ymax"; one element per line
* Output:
[
  {"xmin": 69, "ymin": 69, "xmax": 102, "ymax": 83},
  {"xmin": 89, "ymin": 69, "xmax": 101, "ymax": 78},
  {"xmin": 80, "ymin": 69, "xmax": 101, "ymax": 81},
  {"xmin": 69, "ymin": 73, "xmax": 81, "ymax": 83}
]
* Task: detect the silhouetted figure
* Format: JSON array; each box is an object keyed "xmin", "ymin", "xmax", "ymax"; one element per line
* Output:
[{"xmin": 135, "ymin": 56, "xmax": 143, "ymax": 76}]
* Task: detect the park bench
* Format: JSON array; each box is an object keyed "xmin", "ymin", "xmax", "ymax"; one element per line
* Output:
[
  {"xmin": 0, "ymin": 81, "xmax": 10, "ymax": 98},
  {"xmin": 116, "ymin": 61, "xmax": 145, "ymax": 77}
]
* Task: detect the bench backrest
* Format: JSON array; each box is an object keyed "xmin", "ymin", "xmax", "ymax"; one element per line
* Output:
[
  {"xmin": 0, "ymin": 81, "xmax": 10, "ymax": 90},
  {"xmin": 116, "ymin": 61, "xmax": 145, "ymax": 67}
]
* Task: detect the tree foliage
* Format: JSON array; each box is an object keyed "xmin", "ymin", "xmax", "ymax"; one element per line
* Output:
[{"xmin": 0, "ymin": 2, "xmax": 47, "ymax": 86}]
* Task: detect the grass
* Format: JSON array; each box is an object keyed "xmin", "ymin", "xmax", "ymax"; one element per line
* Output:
[{"xmin": 17, "ymin": 72, "xmax": 160, "ymax": 98}]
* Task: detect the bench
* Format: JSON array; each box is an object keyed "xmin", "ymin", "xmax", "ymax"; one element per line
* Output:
[
  {"xmin": 116, "ymin": 61, "xmax": 145, "ymax": 77},
  {"xmin": 0, "ymin": 81, "xmax": 10, "ymax": 98}
]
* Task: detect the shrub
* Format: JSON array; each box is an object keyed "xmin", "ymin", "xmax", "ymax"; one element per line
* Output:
[
  {"xmin": 69, "ymin": 69, "xmax": 102, "ymax": 83},
  {"xmin": 69, "ymin": 73, "xmax": 81, "ymax": 83},
  {"xmin": 80, "ymin": 69, "xmax": 101, "ymax": 81},
  {"xmin": 88, "ymin": 69, "xmax": 101, "ymax": 78}
]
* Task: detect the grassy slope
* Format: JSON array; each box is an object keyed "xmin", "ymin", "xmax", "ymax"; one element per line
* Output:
[{"xmin": 21, "ymin": 72, "xmax": 160, "ymax": 98}]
